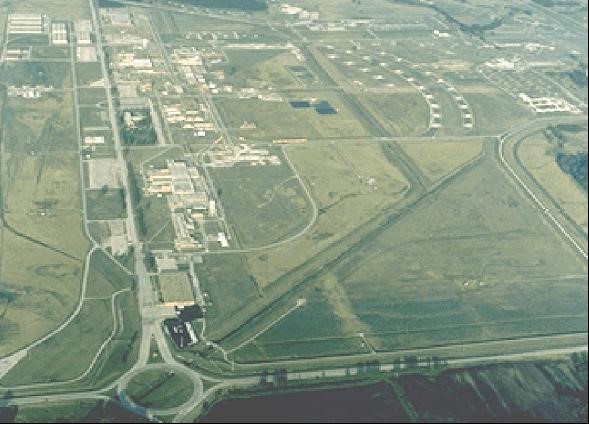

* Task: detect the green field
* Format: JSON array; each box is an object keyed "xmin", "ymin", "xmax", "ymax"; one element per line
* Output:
[
  {"xmin": 357, "ymin": 91, "xmax": 430, "ymax": 136},
  {"xmin": 86, "ymin": 188, "xmax": 127, "ymax": 220},
  {"xmin": 86, "ymin": 249, "xmax": 135, "ymax": 299},
  {"xmin": 3, "ymin": 94, "xmax": 78, "ymax": 153},
  {"xmin": 76, "ymin": 63, "xmax": 104, "ymax": 87},
  {"xmin": 244, "ymin": 143, "xmax": 409, "ymax": 288},
  {"xmin": 0, "ymin": 87, "xmax": 89, "ymax": 357},
  {"xmin": 210, "ymin": 151, "xmax": 312, "ymax": 248},
  {"xmin": 126, "ymin": 369, "xmax": 194, "ymax": 409},
  {"xmin": 214, "ymin": 91, "xmax": 374, "ymax": 140},
  {"xmin": 221, "ymin": 49, "xmax": 303, "ymax": 89},
  {"xmin": 0, "ymin": 253, "xmax": 138, "ymax": 385},
  {"xmin": 0, "ymin": 62, "xmax": 71, "ymax": 89},
  {"xmin": 218, "ymin": 155, "xmax": 587, "ymax": 362},
  {"xmin": 398, "ymin": 138, "xmax": 485, "ymax": 184}
]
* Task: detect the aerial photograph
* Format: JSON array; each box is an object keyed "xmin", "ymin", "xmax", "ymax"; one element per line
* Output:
[{"xmin": 0, "ymin": 0, "xmax": 586, "ymax": 422}]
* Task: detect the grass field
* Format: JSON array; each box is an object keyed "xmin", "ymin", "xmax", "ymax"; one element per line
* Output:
[
  {"xmin": 518, "ymin": 132, "xmax": 588, "ymax": 234},
  {"xmin": 0, "ymin": 298, "xmax": 114, "ymax": 385},
  {"xmin": 197, "ymin": 254, "xmax": 261, "ymax": 332},
  {"xmin": 398, "ymin": 139, "xmax": 484, "ymax": 184},
  {"xmin": 126, "ymin": 369, "xmax": 194, "ymax": 409},
  {"xmin": 357, "ymin": 92, "xmax": 430, "ymax": 136},
  {"xmin": 9, "ymin": 399, "xmax": 148, "ymax": 423},
  {"xmin": 0, "ymin": 232, "xmax": 83, "ymax": 357},
  {"xmin": 0, "ymin": 62, "xmax": 72, "ymax": 89},
  {"xmin": 76, "ymin": 63, "xmax": 104, "ymax": 87},
  {"xmin": 86, "ymin": 189, "xmax": 128, "ymax": 220},
  {"xmin": 243, "ymin": 142, "xmax": 409, "ymax": 288},
  {"xmin": 0, "ymin": 254, "xmax": 137, "ymax": 385},
  {"xmin": 219, "ymin": 155, "xmax": 587, "ymax": 362},
  {"xmin": 221, "ymin": 49, "xmax": 303, "ymax": 89},
  {"xmin": 214, "ymin": 91, "xmax": 374, "ymax": 140},
  {"xmin": 462, "ymin": 91, "xmax": 534, "ymax": 135},
  {"xmin": 78, "ymin": 88, "xmax": 108, "ymax": 105},
  {"xmin": 210, "ymin": 150, "xmax": 312, "ymax": 248},
  {"xmin": 10, "ymin": 0, "xmax": 90, "ymax": 20},
  {"xmin": 86, "ymin": 249, "xmax": 135, "ymax": 299},
  {"xmin": 3, "ymin": 94, "xmax": 78, "ymax": 153}
]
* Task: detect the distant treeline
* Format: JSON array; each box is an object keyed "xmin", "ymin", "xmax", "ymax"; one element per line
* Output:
[
  {"xmin": 389, "ymin": 0, "xmax": 515, "ymax": 38},
  {"xmin": 131, "ymin": 0, "xmax": 267, "ymax": 11},
  {"xmin": 556, "ymin": 152, "xmax": 588, "ymax": 191}
]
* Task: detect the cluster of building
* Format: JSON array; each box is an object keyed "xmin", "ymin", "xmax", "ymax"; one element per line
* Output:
[
  {"xmin": 280, "ymin": 4, "xmax": 320, "ymax": 21},
  {"xmin": 519, "ymin": 93, "xmax": 582, "ymax": 114},
  {"xmin": 162, "ymin": 104, "xmax": 214, "ymax": 136},
  {"xmin": 99, "ymin": 7, "xmax": 132, "ymax": 26},
  {"xmin": 7, "ymin": 85, "xmax": 53, "ymax": 99},
  {"xmin": 4, "ymin": 47, "xmax": 31, "ymax": 62},
  {"xmin": 485, "ymin": 57, "xmax": 524, "ymax": 71},
  {"xmin": 207, "ymin": 144, "xmax": 281, "ymax": 168},
  {"xmin": 114, "ymin": 51, "xmax": 154, "ymax": 73},
  {"xmin": 7, "ymin": 13, "xmax": 45, "ymax": 35},
  {"xmin": 144, "ymin": 160, "xmax": 223, "ymax": 251}
]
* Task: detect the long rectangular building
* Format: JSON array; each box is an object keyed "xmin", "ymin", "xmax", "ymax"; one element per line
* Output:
[{"xmin": 8, "ymin": 14, "xmax": 44, "ymax": 34}]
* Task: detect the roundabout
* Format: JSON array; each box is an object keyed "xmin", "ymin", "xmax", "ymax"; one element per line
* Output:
[{"xmin": 117, "ymin": 363, "xmax": 203, "ymax": 416}]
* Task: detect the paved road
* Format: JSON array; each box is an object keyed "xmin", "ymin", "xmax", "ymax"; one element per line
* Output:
[{"xmin": 497, "ymin": 118, "xmax": 588, "ymax": 260}]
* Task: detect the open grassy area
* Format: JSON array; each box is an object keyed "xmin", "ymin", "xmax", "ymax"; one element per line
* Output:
[
  {"xmin": 3, "ymin": 94, "xmax": 78, "ymax": 153},
  {"xmin": 210, "ymin": 150, "xmax": 312, "ymax": 248},
  {"xmin": 0, "ymin": 298, "xmax": 114, "ymax": 385},
  {"xmin": 126, "ymin": 369, "xmax": 194, "ymax": 409},
  {"xmin": 219, "ymin": 155, "xmax": 587, "ymax": 362},
  {"xmin": 86, "ymin": 249, "xmax": 134, "ymax": 299},
  {"xmin": 0, "ymin": 231, "xmax": 83, "ymax": 357},
  {"xmin": 10, "ymin": 399, "xmax": 149, "ymax": 423},
  {"xmin": 462, "ymin": 91, "xmax": 534, "ymax": 135},
  {"xmin": 214, "ymin": 91, "xmax": 374, "ymax": 140},
  {"xmin": 0, "ymin": 86, "xmax": 88, "ymax": 356},
  {"xmin": 221, "ymin": 49, "xmax": 303, "ymax": 89},
  {"xmin": 243, "ymin": 142, "xmax": 409, "ymax": 288},
  {"xmin": 86, "ymin": 188, "xmax": 128, "ymax": 220},
  {"xmin": 76, "ymin": 63, "xmax": 104, "ymax": 87},
  {"xmin": 518, "ymin": 132, "xmax": 588, "ymax": 234},
  {"xmin": 198, "ymin": 254, "xmax": 261, "ymax": 332},
  {"xmin": 10, "ymin": 0, "xmax": 90, "ymax": 20},
  {"xmin": 398, "ymin": 139, "xmax": 484, "ymax": 184},
  {"xmin": 357, "ymin": 91, "xmax": 430, "ymax": 136},
  {"xmin": 0, "ymin": 281, "xmax": 139, "ymax": 386},
  {"xmin": 0, "ymin": 62, "xmax": 72, "ymax": 89}
]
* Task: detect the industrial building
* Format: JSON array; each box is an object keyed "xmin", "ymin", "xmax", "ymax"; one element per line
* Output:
[
  {"xmin": 75, "ymin": 20, "xmax": 92, "ymax": 45},
  {"xmin": 51, "ymin": 22, "xmax": 68, "ymax": 45},
  {"xmin": 144, "ymin": 160, "xmax": 212, "ymax": 251},
  {"xmin": 208, "ymin": 144, "xmax": 282, "ymax": 167},
  {"xmin": 8, "ymin": 14, "xmax": 44, "ymax": 35}
]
